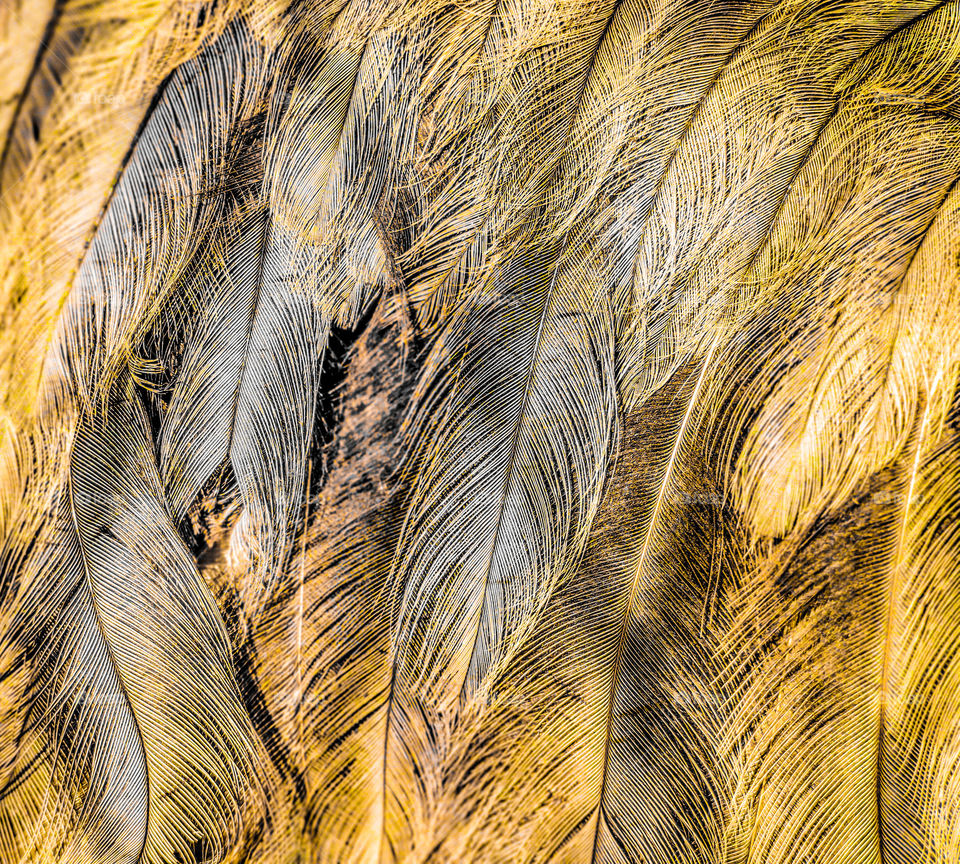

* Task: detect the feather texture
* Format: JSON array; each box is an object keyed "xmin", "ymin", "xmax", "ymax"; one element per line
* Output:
[
  {"xmin": 2, "ymin": 1, "xmax": 960, "ymax": 862},
  {"xmin": 0, "ymin": 0, "xmax": 243, "ymax": 420},
  {"xmin": 159, "ymin": 2, "xmax": 417, "ymax": 600},
  {"xmin": 2, "ymin": 393, "xmax": 262, "ymax": 863}
]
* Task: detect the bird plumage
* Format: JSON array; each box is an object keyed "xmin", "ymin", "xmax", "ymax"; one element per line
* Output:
[{"xmin": 1, "ymin": 0, "xmax": 959, "ymax": 861}]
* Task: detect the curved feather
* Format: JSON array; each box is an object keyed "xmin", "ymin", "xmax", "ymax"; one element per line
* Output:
[
  {"xmin": 380, "ymin": 3, "xmax": 631, "ymax": 854},
  {"xmin": 611, "ymin": 0, "xmax": 948, "ymax": 408},
  {"xmin": 39, "ymin": 19, "xmax": 267, "ymax": 408},
  {"xmin": 159, "ymin": 5, "xmax": 417, "ymax": 601},
  {"xmin": 734, "ymin": 3, "xmax": 960, "ymax": 537},
  {"xmin": 237, "ymin": 295, "xmax": 418, "ymax": 863},
  {"xmin": 711, "ymin": 9, "xmax": 960, "ymax": 859},
  {"xmin": 0, "ymin": 0, "xmax": 68, "ymax": 188},
  {"xmin": 1, "ymin": 394, "xmax": 262, "ymax": 863},
  {"xmin": 398, "ymin": 0, "xmax": 594, "ymax": 329},
  {"xmin": 0, "ymin": 0, "xmax": 241, "ymax": 420}
]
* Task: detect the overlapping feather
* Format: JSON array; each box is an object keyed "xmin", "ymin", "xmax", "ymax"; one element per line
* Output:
[{"xmin": 1, "ymin": 0, "xmax": 960, "ymax": 862}]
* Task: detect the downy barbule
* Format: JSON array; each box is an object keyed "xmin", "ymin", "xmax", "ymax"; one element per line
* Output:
[{"xmin": 0, "ymin": 0, "xmax": 958, "ymax": 862}]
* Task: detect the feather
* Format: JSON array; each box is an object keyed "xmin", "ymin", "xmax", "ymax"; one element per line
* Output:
[
  {"xmin": 733, "ymin": 2, "xmax": 960, "ymax": 537},
  {"xmin": 3, "ymin": 17, "xmax": 270, "ymax": 862},
  {"xmin": 39, "ymin": 19, "xmax": 267, "ymax": 409},
  {"xmin": 0, "ymin": 0, "xmax": 242, "ymax": 420},
  {"xmin": 159, "ymin": 3, "xmax": 418, "ymax": 602},
  {"xmin": 611, "ymin": 0, "xmax": 948, "ymax": 408},
  {"xmin": 379, "ymin": 2, "xmax": 632, "ymax": 853},
  {"xmin": 398, "ymin": 0, "xmax": 598, "ymax": 329},
  {"xmin": 0, "ymin": 0, "xmax": 69, "ymax": 185},
  {"xmin": 710, "ymin": 8, "xmax": 960, "ymax": 859},
  {"xmin": 1, "ymin": 392, "xmax": 262, "ymax": 863},
  {"xmin": 236, "ymin": 294, "xmax": 418, "ymax": 863},
  {"xmin": 878, "ymin": 392, "xmax": 960, "ymax": 858}
]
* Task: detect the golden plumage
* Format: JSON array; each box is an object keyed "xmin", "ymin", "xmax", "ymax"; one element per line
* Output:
[{"xmin": 0, "ymin": 1, "xmax": 958, "ymax": 861}]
